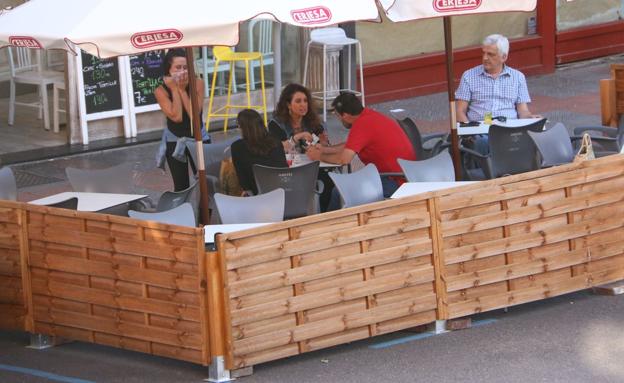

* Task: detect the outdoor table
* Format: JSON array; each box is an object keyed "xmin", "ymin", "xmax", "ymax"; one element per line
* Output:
[
  {"xmin": 29, "ymin": 192, "xmax": 148, "ymax": 212},
  {"xmin": 205, "ymin": 223, "xmax": 272, "ymax": 246},
  {"xmin": 457, "ymin": 118, "xmax": 543, "ymax": 136},
  {"xmin": 290, "ymin": 153, "xmax": 342, "ymax": 169},
  {"xmin": 390, "ymin": 181, "xmax": 477, "ymax": 199}
]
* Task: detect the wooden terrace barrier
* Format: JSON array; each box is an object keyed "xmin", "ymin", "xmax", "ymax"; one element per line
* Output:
[
  {"xmin": 1, "ymin": 154, "xmax": 624, "ymax": 373},
  {"xmin": 0, "ymin": 201, "xmax": 27, "ymax": 331}
]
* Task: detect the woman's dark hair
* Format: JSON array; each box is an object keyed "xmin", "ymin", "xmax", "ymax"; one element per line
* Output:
[
  {"xmin": 238, "ymin": 109, "xmax": 278, "ymax": 156},
  {"xmin": 274, "ymin": 83, "xmax": 321, "ymax": 133},
  {"xmin": 162, "ymin": 48, "xmax": 186, "ymax": 75}
]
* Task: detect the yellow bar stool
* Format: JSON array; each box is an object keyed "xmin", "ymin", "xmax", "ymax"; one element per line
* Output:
[{"xmin": 206, "ymin": 46, "xmax": 268, "ymax": 132}]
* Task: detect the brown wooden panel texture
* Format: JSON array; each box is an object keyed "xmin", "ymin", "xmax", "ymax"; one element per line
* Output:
[
  {"xmin": 219, "ymin": 199, "xmax": 437, "ymax": 368},
  {"xmin": 21, "ymin": 206, "xmax": 210, "ymax": 366},
  {"xmin": 439, "ymin": 155, "xmax": 624, "ymax": 319},
  {"xmin": 0, "ymin": 202, "xmax": 26, "ymax": 331}
]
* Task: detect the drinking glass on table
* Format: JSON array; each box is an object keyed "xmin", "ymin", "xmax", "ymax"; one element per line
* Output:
[
  {"xmin": 286, "ymin": 147, "xmax": 296, "ymax": 167},
  {"xmin": 484, "ymin": 111, "xmax": 493, "ymax": 125}
]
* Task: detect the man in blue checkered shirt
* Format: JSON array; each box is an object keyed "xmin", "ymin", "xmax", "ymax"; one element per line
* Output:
[{"xmin": 456, "ymin": 34, "xmax": 541, "ymax": 153}]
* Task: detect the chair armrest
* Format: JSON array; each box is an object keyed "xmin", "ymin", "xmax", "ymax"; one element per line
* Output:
[
  {"xmin": 573, "ymin": 126, "xmax": 617, "ymax": 137},
  {"xmin": 460, "ymin": 146, "xmax": 493, "ymax": 179},
  {"xmin": 314, "ymin": 180, "xmax": 325, "ymax": 195},
  {"xmin": 129, "ymin": 196, "xmax": 156, "ymax": 212},
  {"xmin": 459, "ymin": 146, "xmax": 488, "ymax": 159}
]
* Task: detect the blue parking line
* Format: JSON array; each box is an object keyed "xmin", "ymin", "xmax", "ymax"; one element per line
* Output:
[
  {"xmin": 471, "ymin": 318, "xmax": 498, "ymax": 328},
  {"xmin": 0, "ymin": 364, "xmax": 95, "ymax": 383},
  {"xmin": 369, "ymin": 318, "xmax": 498, "ymax": 350},
  {"xmin": 369, "ymin": 332, "xmax": 435, "ymax": 349}
]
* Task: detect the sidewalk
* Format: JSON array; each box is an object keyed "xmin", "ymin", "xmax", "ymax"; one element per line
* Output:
[{"xmin": 9, "ymin": 54, "xmax": 620, "ymax": 203}]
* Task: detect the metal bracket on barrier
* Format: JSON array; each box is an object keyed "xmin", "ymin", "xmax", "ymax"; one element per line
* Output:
[
  {"xmin": 433, "ymin": 320, "xmax": 448, "ymax": 334},
  {"xmin": 27, "ymin": 334, "xmax": 56, "ymax": 350},
  {"xmin": 207, "ymin": 356, "xmax": 232, "ymax": 382}
]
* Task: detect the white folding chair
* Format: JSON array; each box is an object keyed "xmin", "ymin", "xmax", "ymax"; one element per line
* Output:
[{"xmin": 7, "ymin": 47, "xmax": 64, "ymax": 131}]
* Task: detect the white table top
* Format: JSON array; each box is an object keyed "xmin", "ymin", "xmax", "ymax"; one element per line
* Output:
[
  {"xmin": 292, "ymin": 154, "xmax": 341, "ymax": 168},
  {"xmin": 205, "ymin": 223, "xmax": 272, "ymax": 243},
  {"xmin": 29, "ymin": 192, "xmax": 147, "ymax": 212},
  {"xmin": 457, "ymin": 118, "xmax": 543, "ymax": 136},
  {"xmin": 390, "ymin": 182, "xmax": 477, "ymax": 199}
]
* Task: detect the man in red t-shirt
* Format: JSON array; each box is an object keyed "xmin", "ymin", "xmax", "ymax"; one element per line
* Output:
[{"xmin": 306, "ymin": 92, "xmax": 416, "ymax": 209}]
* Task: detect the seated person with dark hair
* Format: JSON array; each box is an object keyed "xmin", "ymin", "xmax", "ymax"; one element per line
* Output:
[
  {"xmin": 231, "ymin": 109, "xmax": 287, "ymax": 196},
  {"xmin": 306, "ymin": 92, "xmax": 416, "ymax": 210}
]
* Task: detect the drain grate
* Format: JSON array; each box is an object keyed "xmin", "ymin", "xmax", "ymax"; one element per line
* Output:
[{"xmin": 13, "ymin": 170, "xmax": 64, "ymax": 188}]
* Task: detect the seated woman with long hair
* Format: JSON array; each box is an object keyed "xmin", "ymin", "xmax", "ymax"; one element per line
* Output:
[
  {"xmin": 269, "ymin": 83, "xmax": 329, "ymax": 151},
  {"xmin": 231, "ymin": 109, "xmax": 287, "ymax": 196},
  {"xmin": 269, "ymin": 83, "xmax": 332, "ymax": 210}
]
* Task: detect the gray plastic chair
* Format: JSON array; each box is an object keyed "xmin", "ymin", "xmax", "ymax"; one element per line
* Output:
[
  {"xmin": 213, "ymin": 188, "xmax": 285, "ymax": 224},
  {"xmin": 0, "ymin": 167, "xmax": 17, "ymax": 200},
  {"xmin": 156, "ymin": 180, "xmax": 199, "ymax": 221},
  {"xmin": 65, "ymin": 162, "xmax": 149, "ymax": 215},
  {"xmin": 398, "ymin": 150, "xmax": 454, "ymax": 182},
  {"xmin": 186, "ymin": 137, "xmax": 239, "ymax": 179},
  {"xmin": 395, "ymin": 117, "xmax": 449, "ymax": 160},
  {"xmin": 128, "ymin": 202, "xmax": 196, "ymax": 227},
  {"xmin": 45, "ymin": 197, "xmax": 78, "ymax": 210},
  {"xmin": 328, "ymin": 163, "xmax": 383, "ymax": 208},
  {"xmin": 461, "ymin": 118, "xmax": 546, "ymax": 179},
  {"xmin": 66, "ymin": 162, "xmax": 134, "ymax": 193},
  {"xmin": 253, "ymin": 161, "xmax": 321, "ymax": 219},
  {"xmin": 573, "ymin": 115, "xmax": 623, "ymax": 155},
  {"xmin": 527, "ymin": 122, "xmax": 575, "ymax": 167}
]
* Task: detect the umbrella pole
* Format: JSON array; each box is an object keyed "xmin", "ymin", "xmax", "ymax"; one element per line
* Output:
[
  {"xmin": 185, "ymin": 48, "xmax": 211, "ymax": 225},
  {"xmin": 443, "ymin": 16, "xmax": 461, "ymax": 181}
]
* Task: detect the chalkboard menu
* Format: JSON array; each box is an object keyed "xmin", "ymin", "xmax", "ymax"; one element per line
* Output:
[
  {"xmin": 80, "ymin": 50, "xmax": 122, "ymax": 115},
  {"xmin": 129, "ymin": 50, "xmax": 164, "ymax": 107}
]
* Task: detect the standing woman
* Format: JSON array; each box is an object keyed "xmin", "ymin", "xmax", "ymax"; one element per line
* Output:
[{"xmin": 155, "ymin": 48, "xmax": 210, "ymax": 191}]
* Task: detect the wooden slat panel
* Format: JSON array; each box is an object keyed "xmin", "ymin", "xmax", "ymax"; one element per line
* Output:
[{"xmin": 34, "ymin": 307, "xmax": 202, "ymax": 349}]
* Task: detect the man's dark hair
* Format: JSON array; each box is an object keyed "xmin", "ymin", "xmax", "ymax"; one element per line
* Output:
[{"xmin": 331, "ymin": 92, "xmax": 363, "ymax": 115}]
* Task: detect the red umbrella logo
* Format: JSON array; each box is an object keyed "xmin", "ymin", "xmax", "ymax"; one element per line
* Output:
[
  {"xmin": 131, "ymin": 29, "xmax": 183, "ymax": 49},
  {"xmin": 9, "ymin": 36, "xmax": 42, "ymax": 48},
  {"xmin": 291, "ymin": 6, "xmax": 332, "ymax": 25},
  {"xmin": 433, "ymin": 0, "xmax": 482, "ymax": 12}
]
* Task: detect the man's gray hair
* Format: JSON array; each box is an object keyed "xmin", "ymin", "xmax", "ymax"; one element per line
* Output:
[{"xmin": 483, "ymin": 34, "xmax": 509, "ymax": 57}]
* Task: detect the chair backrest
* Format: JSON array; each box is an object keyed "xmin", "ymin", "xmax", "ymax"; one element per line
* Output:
[
  {"xmin": 253, "ymin": 161, "xmax": 319, "ymax": 219},
  {"xmin": 527, "ymin": 122, "xmax": 575, "ymax": 167},
  {"xmin": 395, "ymin": 117, "xmax": 425, "ymax": 160},
  {"xmin": 66, "ymin": 162, "xmax": 134, "ymax": 193},
  {"xmin": 248, "ymin": 19, "xmax": 273, "ymax": 54},
  {"xmin": 129, "ymin": 202, "xmax": 196, "ymax": 227},
  {"xmin": 328, "ymin": 163, "xmax": 383, "ymax": 208},
  {"xmin": 0, "ymin": 167, "xmax": 17, "ymax": 200},
  {"xmin": 212, "ymin": 46, "xmax": 234, "ymax": 60},
  {"xmin": 186, "ymin": 138, "xmax": 239, "ymax": 178},
  {"xmin": 489, "ymin": 119, "xmax": 546, "ymax": 177},
  {"xmin": 398, "ymin": 150, "xmax": 455, "ymax": 182},
  {"xmin": 6, "ymin": 47, "xmax": 39, "ymax": 76},
  {"xmin": 157, "ymin": 179, "xmax": 199, "ymax": 213},
  {"xmin": 46, "ymin": 197, "xmax": 78, "ymax": 210},
  {"xmin": 213, "ymin": 188, "xmax": 285, "ymax": 224}
]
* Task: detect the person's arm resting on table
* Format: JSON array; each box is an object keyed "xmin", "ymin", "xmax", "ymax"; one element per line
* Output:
[
  {"xmin": 456, "ymin": 100, "xmax": 470, "ymax": 123},
  {"xmin": 516, "ymin": 103, "xmax": 542, "ymax": 119},
  {"xmin": 306, "ymin": 143, "xmax": 353, "ymax": 165}
]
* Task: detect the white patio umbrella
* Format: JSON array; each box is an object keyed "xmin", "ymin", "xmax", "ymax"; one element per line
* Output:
[
  {"xmin": 0, "ymin": 0, "xmax": 382, "ymax": 224},
  {"xmin": 378, "ymin": 0, "xmax": 538, "ymax": 179}
]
